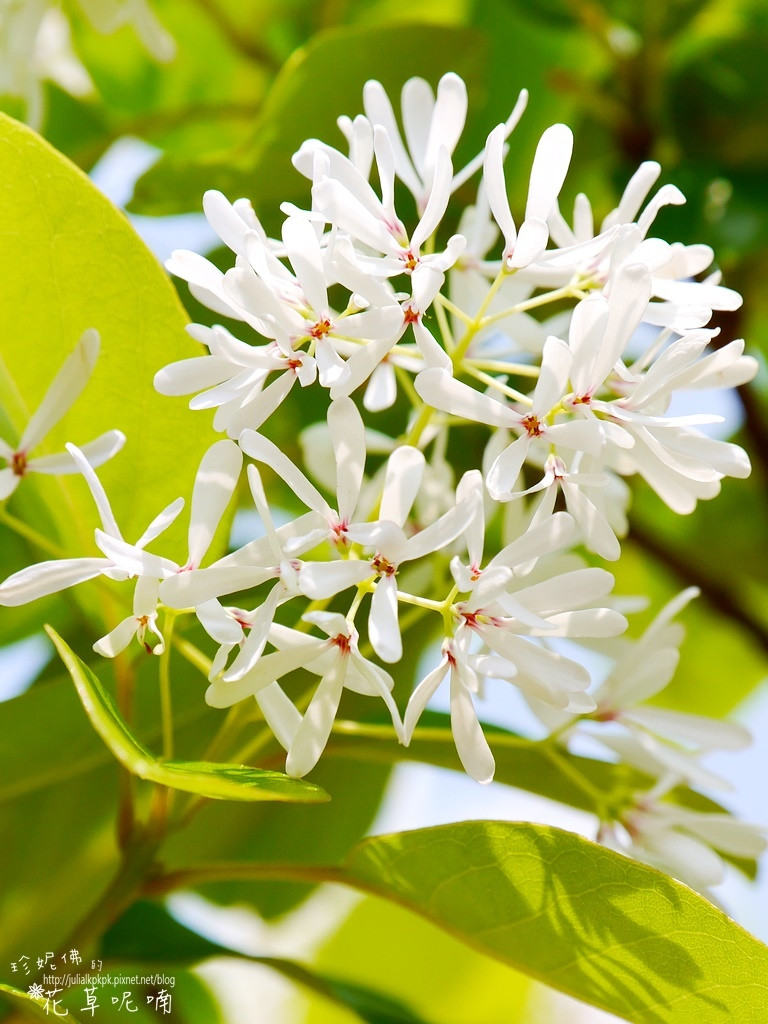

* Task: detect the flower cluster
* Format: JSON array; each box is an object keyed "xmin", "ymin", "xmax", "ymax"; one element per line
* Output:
[{"xmin": 1, "ymin": 72, "xmax": 763, "ymax": 893}]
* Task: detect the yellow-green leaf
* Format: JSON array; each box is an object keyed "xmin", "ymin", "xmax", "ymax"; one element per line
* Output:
[{"xmin": 47, "ymin": 626, "xmax": 328, "ymax": 804}]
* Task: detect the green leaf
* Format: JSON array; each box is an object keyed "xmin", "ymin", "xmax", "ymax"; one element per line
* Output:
[
  {"xmin": 130, "ymin": 22, "xmax": 487, "ymax": 218},
  {"xmin": 0, "ymin": 111, "xmax": 214, "ymax": 613},
  {"xmin": 324, "ymin": 713, "xmax": 758, "ymax": 878},
  {"xmin": 47, "ymin": 627, "xmax": 328, "ymax": 804},
  {"xmin": 103, "ymin": 902, "xmax": 430, "ymax": 1024},
  {"xmin": 251, "ymin": 957, "xmax": 431, "ymax": 1024},
  {"xmin": 0, "ymin": 653, "xmax": 226, "ymax": 960},
  {"xmin": 307, "ymin": 891, "xmax": 533, "ymax": 1024},
  {"xmin": 0, "ymin": 981, "xmax": 83, "ymax": 1023},
  {"xmin": 341, "ymin": 822, "xmax": 768, "ymax": 1024}
]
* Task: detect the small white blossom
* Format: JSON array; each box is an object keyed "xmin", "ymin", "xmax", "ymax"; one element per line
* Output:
[{"xmin": 0, "ymin": 329, "xmax": 124, "ymax": 500}]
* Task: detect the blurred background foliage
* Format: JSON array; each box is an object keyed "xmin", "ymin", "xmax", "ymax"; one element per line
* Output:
[{"xmin": 1, "ymin": 0, "xmax": 767, "ymax": 1021}]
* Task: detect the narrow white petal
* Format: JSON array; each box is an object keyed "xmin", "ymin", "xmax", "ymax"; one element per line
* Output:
[
  {"xmin": 413, "ymin": 320, "xmax": 452, "ymax": 371},
  {"xmin": 490, "ymin": 510, "xmax": 575, "ymax": 571},
  {"xmin": 456, "ymin": 469, "xmax": 485, "ymax": 568},
  {"xmin": 369, "ymin": 575, "xmax": 401, "ymax": 663},
  {"xmin": 401, "ymin": 76, "xmax": 434, "ymax": 181},
  {"xmin": 134, "ymin": 498, "xmax": 185, "ymax": 551},
  {"xmin": 363, "ymin": 79, "xmax": 422, "ymax": 199},
  {"xmin": 373, "ymin": 125, "xmax": 397, "ymax": 219},
  {"xmin": 154, "ymin": 356, "xmax": 238, "ymax": 397},
  {"xmin": 363, "ymin": 361, "xmax": 398, "ymax": 412},
  {"xmin": 380, "ymin": 446, "xmax": 425, "ymax": 527},
  {"xmin": 32, "ymin": 431, "xmax": 125, "ymax": 476},
  {"xmin": 239, "ymin": 430, "xmax": 330, "ymax": 516},
  {"xmin": 328, "ymin": 398, "xmax": 366, "ymax": 522},
  {"xmin": 95, "ymin": 531, "xmax": 176, "ymax": 578},
  {"xmin": 0, "ymin": 557, "xmax": 111, "ymax": 606},
  {"xmin": 64, "ymin": 442, "xmax": 122, "ymax": 539},
  {"xmin": 415, "ymin": 368, "xmax": 516, "ymax": 427},
  {"xmin": 206, "ymin": 640, "xmax": 328, "ymax": 707},
  {"xmin": 424, "ymin": 72, "xmax": 468, "ymax": 176},
  {"xmin": 534, "ymin": 336, "xmax": 572, "ymax": 414},
  {"xmin": 254, "ymin": 682, "xmax": 302, "ymax": 751},
  {"xmin": 330, "ymin": 335, "xmax": 397, "ymax": 400},
  {"xmin": 133, "ymin": 574, "xmax": 160, "ymax": 617},
  {"xmin": 187, "ymin": 440, "xmax": 242, "ymax": 567},
  {"xmin": 678, "ymin": 816, "xmax": 767, "ymax": 859},
  {"xmin": 223, "ymin": 587, "xmax": 282, "ymax": 681},
  {"xmin": 312, "ymin": 179, "xmax": 394, "ymax": 254},
  {"xmin": 159, "ymin": 565, "xmax": 276, "ymax": 607},
  {"xmin": 0, "ymin": 469, "xmax": 19, "ymax": 500},
  {"xmin": 19, "ymin": 329, "xmax": 100, "ymax": 452},
  {"xmin": 509, "ymin": 217, "xmax": 548, "ymax": 268},
  {"xmin": 626, "ymin": 707, "xmax": 751, "ymax": 751},
  {"xmin": 196, "ymin": 599, "xmax": 243, "ymax": 645},
  {"xmin": 404, "ymin": 496, "xmax": 478, "ymax": 563},
  {"xmin": 299, "ymin": 560, "xmax": 373, "ymax": 600},
  {"xmin": 642, "ymin": 829, "xmax": 724, "ymax": 888},
  {"xmin": 93, "ymin": 616, "xmax": 138, "ymax": 658},
  {"xmin": 203, "ymin": 189, "xmax": 253, "ymax": 257},
  {"xmin": 652, "ymin": 278, "xmax": 742, "ymax": 312},
  {"xmin": 513, "ymin": 566, "xmax": 615, "ymax": 615},
  {"xmin": 604, "ymin": 161, "xmax": 661, "ymax": 228},
  {"xmin": 450, "ymin": 665, "xmax": 495, "ymax": 783},
  {"xmin": 410, "ymin": 147, "xmax": 453, "ymax": 251},
  {"xmin": 286, "ymin": 657, "xmax": 346, "ymax": 777},
  {"xmin": 636, "ymin": 184, "xmax": 686, "ymax": 237},
  {"xmin": 282, "ymin": 215, "xmax": 328, "ymax": 315},
  {"xmin": 525, "ymin": 123, "xmax": 573, "ymax": 222},
  {"xmin": 486, "ymin": 436, "xmax": 530, "ymax": 499},
  {"xmin": 483, "ymin": 124, "xmax": 516, "ymax": 251},
  {"xmin": 562, "ymin": 479, "xmax": 621, "ymax": 560},
  {"xmin": 403, "ymin": 656, "xmax": 450, "ymax": 741}
]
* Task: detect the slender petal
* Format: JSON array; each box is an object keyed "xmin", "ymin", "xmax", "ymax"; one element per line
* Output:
[
  {"xmin": 19, "ymin": 329, "xmax": 100, "ymax": 452},
  {"xmin": 286, "ymin": 656, "xmax": 346, "ymax": 777},
  {"xmin": 0, "ymin": 557, "xmax": 111, "ymax": 606},
  {"xmin": 187, "ymin": 440, "xmax": 242, "ymax": 567},
  {"xmin": 369, "ymin": 574, "xmax": 401, "ymax": 662},
  {"xmin": 379, "ymin": 446, "xmax": 425, "ymax": 527},
  {"xmin": 328, "ymin": 398, "xmax": 365, "ymax": 523}
]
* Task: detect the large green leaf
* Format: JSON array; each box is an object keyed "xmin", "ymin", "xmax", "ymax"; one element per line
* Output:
[
  {"xmin": 324, "ymin": 713, "xmax": 758, "ymax": 878},
  {"xmin": 48, "ymin": 627, "xmax": 328, "ymax": 804},
  {"xmin": 130, "ymin": 22, "xmax": 487, "ymax": 219},
  {"xmin": 0, "ymin": 111, "xmax": 213, "ymax": 611},
  {"xmin": 340, "ymin": 822, "xmax": 768, "ymax": 1024},
  {"xmin": 306, "ymin": 891, "xmax": 532, "ymax": 1024}
]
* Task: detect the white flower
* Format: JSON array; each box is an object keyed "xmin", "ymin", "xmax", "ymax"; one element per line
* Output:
[
  {"xmin": 416, "ymin": 336, "xmax": 604, "ymax": 500},
  {"xmin": 584, "ymin": 588, "xmax": 752, "ymax": 790},
  {"xmin": 92, "ymin": 439, "xmax": 244, "ymax": 657},
  {"xmin": 360, "ymin": 72, "xmax": 528, "ymax": 213},
  {"xmin": 296, "ymin": 138, "xmax": 466, "ymax": 297},
  {"xmin": 484, "ymin": 121, "xmax": 574, "ymax": 269},
  {"xmin": 0, "ymin": 329, "xmax": 124, "ymax": 500},
  {"xmin": 206, "ymin": 613, "xmax": 403, "ymax": 777},
  {"xmin": 603, "ymin": 787, "xmax": 766, "ymax": 895},
  {"xmin": 0, "ymin": 439, "xmax": 180, "ymax": 607},
  {"xmin": 347, "ymin": 458, "xmax": 481, "ymax": 663},
  {"xmin": 0, "ymin": 438, "xmax": 242, "ymax": 664},
  {"xmin": 404, "ymin": 634, "xmax": 495, "ymax": 784}
]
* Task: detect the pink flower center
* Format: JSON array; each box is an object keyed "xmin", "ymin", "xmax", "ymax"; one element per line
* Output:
[
  {"xmin": 521, "ymin": 414, "xmax": 544, "ymax": 438},
  {"xmin": 11, "ymin": 451, "xmax": 27, "ymax": 477}
]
